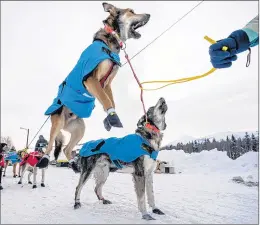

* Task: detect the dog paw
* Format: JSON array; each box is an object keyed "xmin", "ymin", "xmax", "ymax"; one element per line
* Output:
[
  {"xmin": 142, "ymin": 214, "xmax": 156, "ymax": 220},
  {"xmin": 28, "ymin": 181, "xmax": 32, "ymax": 184},
  {"xmin": 18, "ymin": 181, "xmax": 22, "ymax": 184},
  {"xmin": 102, "ymin": 199, "xmax": 112, "ymax": 204},
  {"xmin": 74, "ymin": 202, "xmax": 81, "ymax": 209},
  {"xmin": 41, "ymin": 183, "xmax": 45, "ymax": 187},
  {"xmin": 153, "ymin": 208, "xmax": 165, "ymax": 215},
  {"xmin": 32, "ymin": 185, "xmax": 37, "ymax": 189}
]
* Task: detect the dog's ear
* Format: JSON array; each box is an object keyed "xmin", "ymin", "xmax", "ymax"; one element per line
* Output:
[
  {"xmin": 102, "ymin": 2, "xmax": 117, "ymax": 15},
  {"xmin": 137, "ymin": 115, "xmax": 146, "ymax": 128}
]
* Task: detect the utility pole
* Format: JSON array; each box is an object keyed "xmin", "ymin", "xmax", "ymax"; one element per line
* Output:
[{"xmin": 20, "ymin": 127, "xmax": 30, "ymax": 148}]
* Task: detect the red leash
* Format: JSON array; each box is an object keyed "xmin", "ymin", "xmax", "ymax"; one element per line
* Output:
[
  {"xmin": 104, "ymin": 24, "xmax": 148, "ymax": 122},
  {"xmin": 123, "ymin": 49, "xmax": 148, "ymax": 122}
]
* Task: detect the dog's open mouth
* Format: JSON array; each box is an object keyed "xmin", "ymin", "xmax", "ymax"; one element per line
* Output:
[{"xmin": 130, "ymin": 20, "xmax": 149, "ymax": 38}]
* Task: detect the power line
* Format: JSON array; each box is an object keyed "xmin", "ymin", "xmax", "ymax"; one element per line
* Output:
[
  {"xmin": 28, "ymin": 116, "xmax": 50, "ymax": 147},
  {"xmin": 122, "ymin": 0, "xmax": 204, "ymax": 67}
]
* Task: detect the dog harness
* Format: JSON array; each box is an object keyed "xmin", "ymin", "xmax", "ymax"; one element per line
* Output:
[
  {"xmin": 5, "ymin": 152, "xmax": 21, "ymax": 164},
  {"xmin": 20, "ymin": 152, "xmax": 41, "ymax": 167},
  {"xmin": 79, "ymin": 134, "xmax": 158, "ymax": 168},
  {"xmin": 45, "ymin": 40, "xmax": 121, "ymax": 118},
  {"xmin": 0, "ymin": 154, "xmax": 5, "ymax": 167}
]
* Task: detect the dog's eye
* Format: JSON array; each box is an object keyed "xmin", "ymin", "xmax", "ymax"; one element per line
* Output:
[{"xmin": 129, "ymin": 9, "xmax": 135, "ymax": 14}]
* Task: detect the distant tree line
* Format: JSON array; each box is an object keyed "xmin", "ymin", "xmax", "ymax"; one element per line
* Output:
[{"xmin": 162, "ymin": 132, "xmax": 259, "ymax": 160}]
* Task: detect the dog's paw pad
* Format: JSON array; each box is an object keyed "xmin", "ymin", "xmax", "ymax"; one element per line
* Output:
[
  {"xmin": 142, "ymin": 214, "xmax": 156, "ymax": 220},
  {"xmin": 18, "ymin": 181, "xmax": 22, "ymax": 184},
  {"xmin": 74, "ymin": 202, "xmax": 81, "ymax": 209},
  {"xmin": 153, "ymin": 208, "xmax": 165, "ymax": 215},
  {"xmin": 32, "ymin": 185, "xmax": 37, "ymax": 189},
  {"xmin": 28, "ymin": 181, "xmax": 32, "ymax": 184},
  {"xmin": 41, "ymin": 183, "xmax": 45, "ymax": 187},
  {"xmin": 102, "ymin": 199, "xmax": 112, "ymax": 204}
]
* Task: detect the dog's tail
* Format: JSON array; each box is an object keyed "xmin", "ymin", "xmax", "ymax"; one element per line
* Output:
[{"xmin": 54, "ymin": 132, "xmax": 65, "ymax": 161}]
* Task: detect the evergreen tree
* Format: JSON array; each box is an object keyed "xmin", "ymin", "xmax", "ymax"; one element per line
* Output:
[
  {"xmin": 230, "ymin": 135, "xmax": 239, "ymax": 160},
  {"xmin": 193, "ymin": 140, "xmax": 199, "ymax": 152},
  {"xmin": 226, "ymin": 136, "xmax": 231, "ymax": 157},
  {"xmin": 236, "ymin": 137, "xmax": 243, "ymax": 156},
  {"xmin": 244, "ymin": 132, "xmax": 251, "ymax": 153},
  {"xmin": 251, "ymin": 133, "xmax": 258, "ymax": 152}
]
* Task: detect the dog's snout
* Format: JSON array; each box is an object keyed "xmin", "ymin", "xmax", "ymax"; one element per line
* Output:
[
  {"xmin": 159, "ymin": 97, "xmax": 166, "ymax": 104},
  {"xmin": 145, "ymin": 14, "xmax": 151, "ymax": 20}
]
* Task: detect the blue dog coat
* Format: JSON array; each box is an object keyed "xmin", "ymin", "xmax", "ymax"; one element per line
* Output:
[
  {"xmin": 45, "ymin": 40, "xmax": 121, "ymax": 118},
  {"xmin": 79, "ymin": 134, "xmax": 158, "ymax": 168},
  {"xmin": 5, "ymin": 152, "xmax": 21, "ymax": 164}
]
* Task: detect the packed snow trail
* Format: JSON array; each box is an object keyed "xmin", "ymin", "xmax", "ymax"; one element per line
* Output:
[{"xmin": 1, "ymin": 165, "xmax": 258, "ymax": 224}]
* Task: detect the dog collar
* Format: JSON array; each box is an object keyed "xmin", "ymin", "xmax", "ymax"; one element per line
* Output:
[
  {"xmin": 145, "ymin": 123, "xmax": 160, "ymax": 133},
  {"xmin": 104, "ymin": 24, "xmax": 126, "ymax": 49}
]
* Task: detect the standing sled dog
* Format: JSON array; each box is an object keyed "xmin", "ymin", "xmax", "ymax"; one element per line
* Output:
[
  {"xmin": 71, "ymin": 98, "xmax": 168, "ymax": 220},
  {"xmin": 17, "ymin": 149, "xmax": 46, "ymax": 189},
  {"xmin": 38, "ymin": 2, "xmax": 151, "ymax": 172}
]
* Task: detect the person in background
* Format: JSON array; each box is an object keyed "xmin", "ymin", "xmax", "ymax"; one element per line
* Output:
[
  {"xmin": 35, "ymin": 135, "xmax": 48, "ymax": 152},
  {"xmin": 209, "ymin": 15, "xmax": 258, "ymax": 69}
]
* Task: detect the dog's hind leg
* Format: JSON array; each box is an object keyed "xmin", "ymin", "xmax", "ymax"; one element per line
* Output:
[
  {"xmin": 64, "ymin": 117, "xmax": 85, "ymax": 173},
  {"xmin": 54, "ymin": 132, "xmax": 65, "ymax": 161},
  {"xmin": 132, "ymin": 157, "xmax": 155, "ymax": 220},
  {"xmin": 41, "ymin": 169, "xmax": 45, "ymax": 187},
  {"xmin": 18, "ymin": 164, "xmax": 28, "ymax": 184},
  {"xmin": 3, "ymin": 161, "xmax": 8, "ymax": 177},
  {"xmin": 0, "ymin": 166, "xmax": 3, "ymax": 190},
  {"xmin": 143, "ymin": 156, "xmax": 164, "ymax": 215},
  {"xmin": 32, "ymin": 167, "xmax": 38, "ymax": 189},
  {"xmin": 38, "ymin": 112, "xmax": 65, "ymax": 169},
  {"xmin": 64, "ymin": 117, "xmax": 85, "ymax": 160},
  {"xmin": 74, "ymin": 156, "xmax": 98, "ymax": 209},
  {"xmin": 18, "ymin": 164, "xmax": 21, "ymax": 177},
  {"xmin": 94, "ymin": 156, "xmax": 111, "ymax": 204},
  {"xmin": 28, "ymin": 169, "xmax": 33, "ymax": 184}
]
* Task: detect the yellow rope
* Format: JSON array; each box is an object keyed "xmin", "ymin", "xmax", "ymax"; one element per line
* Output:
[{"xmin": 140, "ymin": 36, "xmax": 228, "ymax": 91}]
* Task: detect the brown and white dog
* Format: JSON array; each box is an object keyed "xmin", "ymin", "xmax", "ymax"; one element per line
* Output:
[
  {"xmin": 39, "ymin": 2, "xmax": 151, "ymax": 172},
  {"xmin": 17, "ymin": 149, "xmax": 46, "ymax": 189}
]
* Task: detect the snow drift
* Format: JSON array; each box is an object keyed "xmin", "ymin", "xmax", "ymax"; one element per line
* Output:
[{"xmin": 158, "ymin": 149, "xmax": 258, "ymax": 183}]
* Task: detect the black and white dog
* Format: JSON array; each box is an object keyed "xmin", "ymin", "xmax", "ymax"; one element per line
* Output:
[{"xmin": 73, "ymin": 97, "xmax": 168, "ymax": 220}]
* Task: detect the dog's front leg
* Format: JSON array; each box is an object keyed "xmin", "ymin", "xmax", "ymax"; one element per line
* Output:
[
  {"xmin": 145, "ymin": 173, "xmax": 165, "ymax": 215},
  {"xmin": 41, "ymin": 169, "xmax": 45, "ymax": 187},
  {"xmin": 133, "ymin": 158, "xmax": 155, "ymax": 220},
  {"xmin": 84, "ymin": 77, "xmax": 113, "ymax": 111},
  {"xmin": 32, "ymin": 166, "xmax": 37, "ymax": 189},
  {"xmin": 103, "ymin": 84, "xmax": 115, "ymax": 109},
  {"xmin": 144, "ymin": 156, "xmax": 165, "ymax": 216}
]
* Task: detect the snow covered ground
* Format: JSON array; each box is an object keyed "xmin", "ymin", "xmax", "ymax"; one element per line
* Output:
[{"xmin": 1, "ymin": 150, "xmax": 258, "ymax": 224}]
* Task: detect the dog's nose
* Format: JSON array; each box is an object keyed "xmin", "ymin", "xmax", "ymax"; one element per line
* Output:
[
  {"xmin": 146, "ymin": 14, "xmax": 151, "ymax": 20},
  {"xmin": 159, "ymin": 97, "xmax": 165, "ymax": 103}
]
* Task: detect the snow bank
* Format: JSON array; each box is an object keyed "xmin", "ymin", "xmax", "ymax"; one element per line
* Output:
[{"xmin": 157, "ymin": 149, "xmax": 258, "ymax": 183}]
